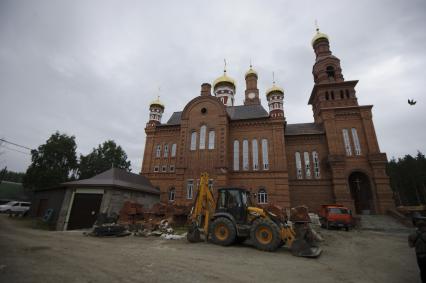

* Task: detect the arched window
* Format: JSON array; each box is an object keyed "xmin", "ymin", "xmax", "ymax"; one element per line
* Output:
[
  {"xmin": 190, "ymin": 131, "xmax": 197, "ymax": 151},
  {"xmin": 199, "ymin": 125, "xmax": 207, "ymax": 149},
  {"xmin": 351, "ymin": 128, "xmax": 361, "ymax": 155},
  {"xmin": 208, "ymin": 130, "xmax": 215, "ymax": 149},
  {"xmin": 340, "ymin": 90, "xmax": 344, "ymax": 99},
  {"xmin": 304, "ymin": 152, "xmax": 311, "ymax": 179},
  {"xmin": 252, "ymin": 139, "xmax": 259, "ymax": 170},
  {"xmin": 342, "ymin": 129, "xmax": 352, "ymax": 156},
  {"xmin": 186, "ymin": 180, "xmax": 194, "ymax": 199},
  {"xmin": 261, "ymin": 139, "xmax": 269, "ymax": 170},
  {"xmin": 156, "ymin": 144, "xmax": 161, "ymax": 158},
  {"xmin": 325, "ymin": 91, "xmax": 329, "ymax": 100},
  {"xmin": 326, "ymin": 66, "xmax": 335, "ymax": 78},
  {"xmin": 331, "ymin": 91, "xmax": 335, "ymax": 100},
  {"xmin": 312, "ymin": 151, "xmax": 320, "ymax": 178},
  {"xmin": 164, "ymin": 144, "xmax": 169, "ymax": 158},
  {"xmin": 295, "ymin": 152, "xmax": 302, "ymax": 179},
  {"xmin": 258, "ymin": 189, "xmax": 268, "ymax": 204},
  {"xmin": 243, "ymin": 139, "xmax": 249, "ymax": 171},
  {"xmin": 168, "ymin": 187, "xmax": 175, "ymax": 201},
  {"xmin": 345, "ymin": 89, "xmax": 350, "ymax": 98},
  {"xmin": 171, "ymin": 144, "xmax": 177, "ymax": 157},
  {"xmin": 233, "ymin": 140, "xmax": 239, "ymax": 171}
]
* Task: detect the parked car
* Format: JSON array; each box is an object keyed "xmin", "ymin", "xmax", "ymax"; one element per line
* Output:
[
  {"xmin": 319, "ymin": 204, "xmax": 353, "ymax": 231},
  {"xmin": 0, "ymin": 201, "xmax": 31, "ymax": 215}
]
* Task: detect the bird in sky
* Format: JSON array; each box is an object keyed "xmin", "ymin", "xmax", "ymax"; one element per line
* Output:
[{"xmin": 408, "ymin": 99, "xmax": 417, "ymax": 105}]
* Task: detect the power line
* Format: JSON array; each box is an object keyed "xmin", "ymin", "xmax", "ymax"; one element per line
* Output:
[
  {"xmin": 0, "ymin": 138, "xmax": 32, "ymax": 150},
  {"xmin": 2, "ymin": 145, "xmax": 31, "ymax": 156}
]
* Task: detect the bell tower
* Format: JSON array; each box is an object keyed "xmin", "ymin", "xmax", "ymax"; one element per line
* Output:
[
  {"xmin": 244, "ymin": 64, "xmax": 260, "ymax": 105},
  {"xmin": 308, "ymin": 27, "xmax": 359, "ymax": 122}
]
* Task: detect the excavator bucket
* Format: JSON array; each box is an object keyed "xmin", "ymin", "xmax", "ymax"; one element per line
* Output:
[{"xmin": 290, "ymin": 224, "xmax": 322, "ymax": 258}]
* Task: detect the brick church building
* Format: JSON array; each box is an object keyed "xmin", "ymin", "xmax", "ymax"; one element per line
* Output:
[{"xmin": 141, "ymin": 28, "xmax": 394, "ymax": 214}]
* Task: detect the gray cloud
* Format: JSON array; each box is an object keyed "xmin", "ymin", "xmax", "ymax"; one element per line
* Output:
[{"xmin": 1, "ymin": 0, "xmax": 425, "ymax": 173}]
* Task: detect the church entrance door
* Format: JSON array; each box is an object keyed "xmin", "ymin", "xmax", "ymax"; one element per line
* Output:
[{"xmin": 348, "ymin": 172, "xmax": 374, "ymax": 214}]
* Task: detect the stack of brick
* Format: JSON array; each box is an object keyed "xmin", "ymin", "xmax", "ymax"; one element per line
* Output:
[{"xmin": 118, "ymin": 201, "xmax": 145, "ymax": 225}]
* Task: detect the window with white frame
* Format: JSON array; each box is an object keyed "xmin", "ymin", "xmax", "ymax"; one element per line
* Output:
[
  {"xmin": 258, "ymin": 189, "xmax": 268, "ymax": 204},
  {"xmin": 156, "ymin": 145, "xmax": 161, "ymax": 158},
  {"xmin": 304, "ymin": 152, "xmax": 311, "ymax": 179},
  {"xmin": 190, "ymin": 131, "xmax": 197, "ymax": 150},
  {"xmin": 186, "ymin": 180, "xmax": 194, "ymax": 199},
  {"xmin": 169, "ymin": 165, "xmax": 175, "ymax": 172},
  {"xmin": 312, "ymin": 151, "xmax": 320, "ymax": 178},
  {"xmin": 351, "ymin": 128, "xmax": 361, "ymax": 155},
  {"xmin": 208, "ymin": 130, "xmax": 215, "ymax": 149},
  {"xmin": 243, "ymin": 139, "xmax": 249, "ymax": 171},
  {"xmin": 171, "ymin": 143, "xmax": 177, "ymax": 157},
  {"xmin": 295, "ymin": 152, "xmax": 303, "ymax": 179},
  {"xmin": 154, "ymin": 166, "xmax": 159, "ymax": 172},
  {"xmin": 342, "ymin": 129, "xmax": 352, "ymax": 156},
  {"xmin": 252, "ymin": 139, "xmax": 259, "ymax": 170},
  {"xmin": 208, "ymin": 179, "xmax": 214, "ymax": 190},
  {"xmin": 233, "ymin": 140, "xmax": 239, "ymax": 171},
  {"xmin": 262, "ymin": 139, "xmax": 269, "ymax": 170},
  {"xmin": 199, "ymin": 125, "xmax": 207, "ymax": 149},
  {"xmin": 164, "ymin": 144, "xmax": 169, "ymax": 158},
  {"xmin": 168, "ymin": 188, "xmax": 175, "ymax": 201},
  {"xmin": 161, "ymin": 165, "xmax": 167, "ymax": 172}
]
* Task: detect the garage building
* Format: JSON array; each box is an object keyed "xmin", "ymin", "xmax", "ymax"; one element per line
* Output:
[{"xmin": 30, "ymin": 168, "xmax": 160, "ymax": 230}]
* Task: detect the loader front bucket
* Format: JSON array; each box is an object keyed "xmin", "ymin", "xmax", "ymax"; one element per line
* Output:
[
  {"xmin": 290, "ymin": 223, "xmax": 322, "ymax": 258},
  {"xmin": 290, "ymin": 238, "xmax": 322, "ymax": 258}
]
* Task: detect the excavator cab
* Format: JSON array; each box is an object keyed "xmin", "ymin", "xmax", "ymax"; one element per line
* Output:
[{"xmin": 216, "ymin": 188, "xmax": 251, "ymax": 224}]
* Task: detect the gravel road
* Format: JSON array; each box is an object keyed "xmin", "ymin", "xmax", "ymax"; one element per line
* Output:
[{"xmin": 0, "ymin": 215, "xmax": 420, "ymax": 283}]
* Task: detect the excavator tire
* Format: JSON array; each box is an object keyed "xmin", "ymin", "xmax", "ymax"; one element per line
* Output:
[
  {"xmin": 210, "ymin": 217, "xmax": 236, "ymax": 246},
  {"xmin": 250, "ymin": 218, "xmax": 281, "ymax": 252}
]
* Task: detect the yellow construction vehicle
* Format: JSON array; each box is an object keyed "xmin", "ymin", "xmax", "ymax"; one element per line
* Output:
[{"xmin": 187, "ymin": 173, "xmax": 322, "ymax": 257}]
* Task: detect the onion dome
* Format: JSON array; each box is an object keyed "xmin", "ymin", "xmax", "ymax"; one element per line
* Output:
[
  {"xmin": 266, "ymin": 84, "xmax": 284, "ymax": 98},
  {"xmin": 311, "ymin": 27, "xmax": 329, "ymax": 46},
  {"xmin": 245, "ymin": 65, "xmax": 258, "ymax": 77},
  {"xmin": 213, "ymin": 71, "xmax": 236, "ymax": 89},
  {"xmin": 149, "ymin": 96, "xmax": 165, "ymax": 109}
]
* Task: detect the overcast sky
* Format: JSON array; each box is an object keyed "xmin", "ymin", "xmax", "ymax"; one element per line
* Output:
[{"xmin": 1, "ymin": 0, "xmax": 425, "ymax": 173}]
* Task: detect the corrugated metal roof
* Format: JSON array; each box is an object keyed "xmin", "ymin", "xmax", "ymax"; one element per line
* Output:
[
  {"xmin": 63, "ymin": 168, "xmax": 159, "ymax": 195},
  {"xmin": 285, "ymin": 123, "xmax": 324, "ymax": 135}
]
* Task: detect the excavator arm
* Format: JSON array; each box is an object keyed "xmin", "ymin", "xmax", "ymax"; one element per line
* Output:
[{"xmin": 187, "ymin": 173, "xmax": 215, "ymax": 242}]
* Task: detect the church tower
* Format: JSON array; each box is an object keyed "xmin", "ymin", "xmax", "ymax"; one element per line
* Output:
[
  {"xmin": 244, "ymin": 65, "xmax": 260, "ymax": 105},
  {"xmin": 213, "ymin": 62, "xmax": 236, "ymax": 106},
  {"xmin": 309, "ymin": 27, "xmax": 359, "ymax": 122},
  {"xmin": 266, "ymin": 79, "xmax": 284, "ymax": 119},
  {"xmin": 148, "ymin": 97, "xmax": 164, "ymax": 125}
]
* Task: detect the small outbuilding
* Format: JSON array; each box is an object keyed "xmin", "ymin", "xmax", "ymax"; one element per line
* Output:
[{"xmin": 30, "ymin": 168, "xmax": 160, "ymax": 230}]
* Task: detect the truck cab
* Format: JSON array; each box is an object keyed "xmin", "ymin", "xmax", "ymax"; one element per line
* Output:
[{"xmin": 319, "ymin": 204, "xmax": 353, "ymax": 231}]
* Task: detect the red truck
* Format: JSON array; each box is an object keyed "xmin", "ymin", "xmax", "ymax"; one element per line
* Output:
[{"xmin": 319, "ymin": 204, "xmax": 353, "ymax": 231}]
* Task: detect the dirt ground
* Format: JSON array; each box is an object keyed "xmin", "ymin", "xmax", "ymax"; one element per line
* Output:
[{"xmin": 0, "ymin": 214, "xmax": 420, "ymax": 283}]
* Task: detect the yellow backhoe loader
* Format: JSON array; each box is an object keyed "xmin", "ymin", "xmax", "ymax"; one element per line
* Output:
[{"xmin": 187, "ymin": 173, "xmax": 322, "ymax": 257}]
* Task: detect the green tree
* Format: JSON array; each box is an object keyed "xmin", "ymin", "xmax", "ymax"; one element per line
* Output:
[
  {"xmin": 23, "ymin": 132, "xmax": 78, "ymax": 190},
  {"xmin": 78, "ymin": 140, "xmax": 131, "ymax": 179},
  {"xmin": 386, "ymin": 151, "xmax": 426, "ymax": 205}
]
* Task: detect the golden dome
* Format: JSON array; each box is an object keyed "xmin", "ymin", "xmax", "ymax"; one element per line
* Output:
[
  {"xmin": 266, "ymin": 84, "xmax": 284, "ymax": 97},
  {"xmin": 150, "ymin": 97, "xmax": 164, "ymax": 108},
  {"xmin": 213, "ymin": 71, "xmax": 236, "ymax": 89},
  {"xmin": 311, "ymin": 29, "xmax": 329, "ymax": 46},
  {"xmin": 245, "ymin": 66, "xmax": 258, "ymax": 77}
]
